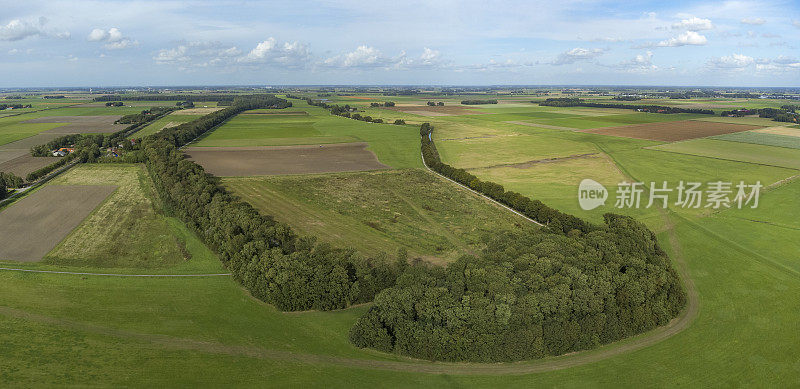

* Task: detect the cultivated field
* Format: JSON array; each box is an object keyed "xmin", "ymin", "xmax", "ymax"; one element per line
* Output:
[
  {"xmin": 0, "ymin": 154, "xmax": 59, "ymax": 177},
  {"xmin": 581, "ymin": 120, "xmax": 762, "ymax": 141},
  {"xmin": 225, "ymin": 169, "xmax": 530, "ymax": 263},
  {"xmin": 0, "ymin": 185, "xmax": 116, "ymax": 261},
  {"xmin": 385, "ymin": 105, "xmax": 489, "ymax": 116},
  {"xmin": 184, "ymin": 143, "xmax": 388, "ymax": 176},
  {"xmin": 23, "ymin": 115, "xmax": 123, "ymax": 134}
]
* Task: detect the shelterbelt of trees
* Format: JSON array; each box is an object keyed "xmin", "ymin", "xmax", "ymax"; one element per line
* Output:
[
  {"xmin": 93, "ymin": 94, "xmax": 244, "ymax": 103},
  {"xmin": 141, "ymin": 95, "xmax": 407, "ymax": 311},
  {"xmin": 346, "ymin": 122, "xmax": 686, "ymax": 362},
  {"xmin": 721, "ymin": 105, "xmax": 799, "ymax": 123},
  {"xmin": 538, "ymin": 97, "xmax": 714, "ymax": 114}
]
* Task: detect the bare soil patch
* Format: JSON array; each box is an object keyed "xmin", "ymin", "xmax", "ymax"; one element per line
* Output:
[
  {"xmin": 0, "ymin": 150, "xmax": 27, "ymax": 164},
  {"xmin": 24, "ymin": 115, "xmax": 124, "ymax": 134},
  {"xmin": 184, "ymin": 142, "xmax": 388, "ymax": 176},
  {"xmin": 0, "ymin": 133, "xmax": 64, "ymax": 151},
  {"xmin": 0, "ymin": 185, "xmax": 116, "ymax": 262},
  {"xmin": 0, "ymin": 154, "xmax": 60, "ymax": 177},
  {"xmin": 385, "ymin": 105, "xmax": 490, "ymax": 116},
  {"xmin": 581, "ymin": 120, "xmax": 761, "ymax": 141}
]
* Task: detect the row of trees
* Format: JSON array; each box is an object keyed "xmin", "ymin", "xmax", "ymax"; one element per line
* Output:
[
  {"xmin": 538, "ymin": 98, "xmax": 714, "ymax": 114},
  {"xmin": 116, "ymin": 106, "xmax": 176, "ymax": 124},
  {"xmin": 303, "ymin": 98, "xmax": 405, "ymax": 125},
  {"xmin": 370, "ymin": 102, "xmax": 395, "ymax": 107},
  {"xmin": 461, "ymin": 99, "xmax": 498, "ymax": 105},
  {"xmin": 140, "ymin": 95, "xmax": 408, "ymax": 311},
  {"xmin": 93, "ymin": 94, "xmax": 241, "ymax": 102},
  {"xmin": 426, "ymin": 101, "xmax": 445, "ymax": 106},
  {"xmin": 105, "ymin": 101, "xmax": 124, "ymax": 107},
  {"xmin": 0, "ymin": 104, "xmax": 32, "ymax": 110},
  {"xmin": 350, "ymin": 214, "xmax": 687, "ymax": 361},
  {"xmin": 0, "ymin": 172, "xmax": 23, "ymax": 200},
  {"xmin": 420, "ymin": 123, "xmax": 593, "ymax": 234},
  {"xmin": 757, "ymin": 107, "xmax": 799, "ymax": 123}
]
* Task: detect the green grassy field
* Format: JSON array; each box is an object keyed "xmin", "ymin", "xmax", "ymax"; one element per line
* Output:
[
  {"xmin": 135, "ymin": 112, "xmax": 205, "ymax": 137},
  {"xmin": 711, "ymin": 131, "xmax": 800, "ymax": 149},
  {"xmin": 224, "ymin": 169, "xmax": 530, "ymax": 263},
  {"xmin": 650, "ymin": 138, "xmax": 800, "ymax": 169},
  {"xmin": 1, "ymin": 97, "xmax": 800, "ymax": 386},
  {"xmin": 43, "ymin": 164, "xmax": 188, "ymax": 269}
]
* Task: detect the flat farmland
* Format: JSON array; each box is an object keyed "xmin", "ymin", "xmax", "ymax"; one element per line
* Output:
[
  {"xmin": 649, "ymin": 138, "xmax": 800, "ymax": 169},
  {"xmin": 384, "ymin": 105, "xmax": 489, "ymax": 116},
  {"xmin": 0, "ymin": 154, "xmax": 59, "ymax": 177},
  {"xmin": 184, "ymin": 143, "xmax": 388, "ymax": 176},
  {"xmin": 581, "ymin": 120, "xmax": 762, "ymax": 141},
  {"xmin": 436, "ymin": 132, "xmax": 598, "ymax": 169},
  {"xmin": 753, "ymin": 126, "xmax": 800, "ymax": 137},
  {"xmin": 23, "ymin": 115, "xmax": 124, "ymax": 134},
  {"xmin": 0, "ymin": 185, "xmax": 116, "ymax": 262},
  {"xmin": 224, "ymin": 169, "xmax": 529, "ymax": 263},
  {"xmin": 711, "ymin": 131, "xmax": 800, "ymax": 149}
]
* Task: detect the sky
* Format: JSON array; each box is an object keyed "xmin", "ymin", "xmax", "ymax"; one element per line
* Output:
[{"xmin": 1, "ymin": 0, "xmax": 799, "ymax": 87}]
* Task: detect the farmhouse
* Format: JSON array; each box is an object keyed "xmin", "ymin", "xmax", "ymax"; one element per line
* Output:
[{"xmin": 51, "ymin": 147, "xmax": 75, "ymax": 157}]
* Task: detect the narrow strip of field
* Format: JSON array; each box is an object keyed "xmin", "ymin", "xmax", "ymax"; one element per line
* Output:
[
  {"xmin": 0, "ymin": 154, "xmax": 60, "ymax": 177},
  {"xmin": 581, "ymin": 120, "xmax": 761, "ymax": 141},
  {"xmin": 184, "ymin": 143, "xmax": 388, "ymax": 176},
  {"xmin": 712, "ymin": 131, "xmax": 800, "ymax": 149},
  {"xmin": 0, "ymin": 185, "xmax": 116, "ymax": 262}
]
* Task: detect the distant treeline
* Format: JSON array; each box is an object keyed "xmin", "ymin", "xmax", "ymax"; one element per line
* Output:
[
  {"xmin": 461, "ymin": 99, "xmax": 498, "ymax": 105},
  {"xmin": 93, "ymin": 94, "xmax": 242, "ymax": 102},
  {"xmin": 348, "ymin": 122, "xmax": 687, "ymax": 362},
  {"xmin": 370, "ymin": 102, "xmax": 395, "ymax": 107},
  {"xmin": 721, "ymin": 106, "xmax": 799, "ymax": 123},
  {"xmin": 105, "ymin": 101, "xmax": 124, "ymax": 107},
  {"xmin": 538, "ymin": 98, "xmax": 714, "ymax": 114},
  {"xmin": 0, "ymin": 104, "xmax": 32, "ymax": 110},
  {"xmin": 303, "ymin": 98, "xmax": 406, "ymax": 125}
]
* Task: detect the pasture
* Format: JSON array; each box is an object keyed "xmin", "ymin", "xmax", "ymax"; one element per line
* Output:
[
  {"xmin": 0, "ymin": 185, "xmax": 115, "ymax": 261},
  {"xmin": 224, "ymin": 169, "xmax": 530, "ymax": 263},
  {"xmin": 136, "ymin": 112, "xmax": 205, "ymax": 137},
  {"xmin": 712, "ymin": 131, "xmax": 800, "ymax": 149},
  {"xmin": 650, "ymin": 138, "xmax": 800, "ymax": 169},
  {"xmin": 184, "ymin": 143, "xmax": 388, "ymax": 176}
]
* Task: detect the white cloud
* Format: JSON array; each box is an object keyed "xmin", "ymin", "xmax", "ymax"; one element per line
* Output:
[
  {"xmin": 707, "ymin": 54, "xmax": 755, "ymax": 69},
  {"xmin": 155, "ymin": 41, "xmax": 242, "ymax": 67},
  {"xmin": 87, "ymin": 27, "xmax": 138, "ymax": 50},
  {"xmin": 740, "ymin": 18, "xmax": 766, "ymax": 25},
  {"xmin": 239, "ymin": 38, "xmax": 310, "ymax": 68},
  {"xmin": 0, "ymin": 18, "xmax": 64, "ymax": 41},
  {"xmin": 657, "ymin": 31, "xmax": 708, "ymax": 47},
  {"xmin": 321, "ymin": 45, "xmax": 396, "ymax": 68},
  {"xmin": 551, "ymin": 47, "xmax": 604, "ymax": 65},
  {"xmin": 671, "ymin": 17, "xmax": 713, "ymax": 31},
  {"xmin": 793, "ymin": 20, "xmax": 800, "ymax": 28},
  {"xmin": 619, "ymin": 51, "xmax": 657, "ymax": 72}
]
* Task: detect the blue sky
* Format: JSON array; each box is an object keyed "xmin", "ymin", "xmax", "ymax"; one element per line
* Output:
[{"xmin": 1, "ymin": 0, "xmax": 798, "ymax": 87}]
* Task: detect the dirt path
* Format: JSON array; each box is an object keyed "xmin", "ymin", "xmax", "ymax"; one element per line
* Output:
[
  {"xmin": 467, "ymin": 153, "xmax": 598, "ymax": 170},
  {"xmin": 0, "ymin": 267, "xmax": 230, "ymax": 277}
]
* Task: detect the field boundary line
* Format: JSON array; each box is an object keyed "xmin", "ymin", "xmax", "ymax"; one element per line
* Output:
[{"xmin": 0, "ymin": 267, "xmax": 230, "ymax": 277}]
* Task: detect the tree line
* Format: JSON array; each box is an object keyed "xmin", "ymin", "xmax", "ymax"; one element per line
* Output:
[
  {"xmin": 0, "ymin": 104, "xmax": 32, "ymax": 110},
  {"xmin": 370, "ymin": 102, "xmax": 395, "ymax": 107},
  {"xmin": 538, "ymin": 98, "xmax": 714, "ymax": 114},
  {"xmin": 350, "ymin": 214, "xmax": 686, "ymax": 361},
  {"xmin": 461, "ymin": 99, "xmax": 498, "ymax": 105},
  {"xmin": 303, "ymin": 98, "xmax": 406, "ymax": 125},
  {"xmin": 93, "ymin": 94, "xmax": 242, "ymax": 102},
  {"xmin": 139, "ymin": 95, "xmax": 408, "ymax": 311}
]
